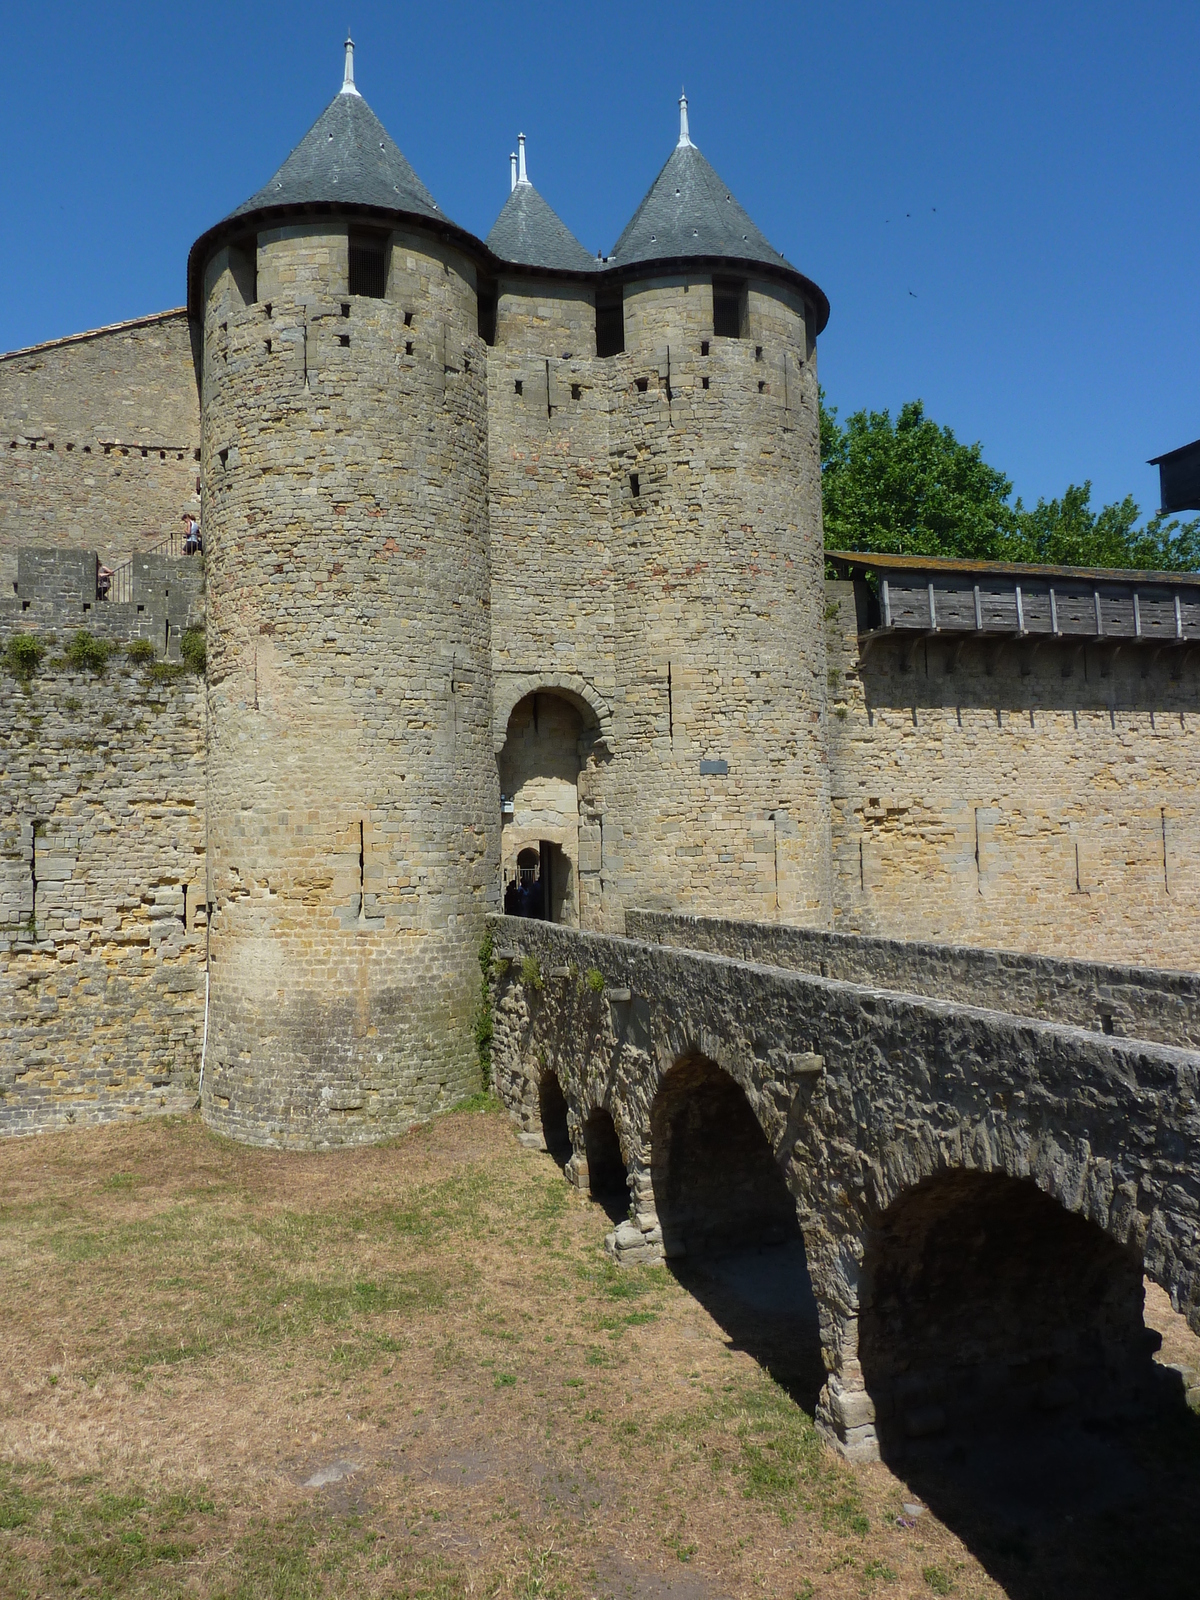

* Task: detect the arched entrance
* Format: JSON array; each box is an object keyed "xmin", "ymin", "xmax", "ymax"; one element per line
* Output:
[
  {"xmin": 860, "ymin": 1171, "xmax": 1155, "ymax": 1455},
  {"xmin": 498, "ymin": 692, "xmax": 582, "ymax": 925},
  {"xmin": 649, "ymin": 1056, "xmax": 823, "ymax": 1410}
]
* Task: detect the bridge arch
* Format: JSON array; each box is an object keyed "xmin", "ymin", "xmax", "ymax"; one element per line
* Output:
[{"xmin": 537, "ymin": 1069, "xmax": 573, "ymax": 1170}]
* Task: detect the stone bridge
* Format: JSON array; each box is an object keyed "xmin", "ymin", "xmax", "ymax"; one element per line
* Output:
[{"xmin": 488, "ymin": 912, "xmax": 1200, "ymax": 1463}]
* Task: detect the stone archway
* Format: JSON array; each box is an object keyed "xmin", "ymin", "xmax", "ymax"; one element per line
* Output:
[
  {"xmin": 648, "ymin": 1054, "xmax": 824, "ymax": 1411},
  {"xmin": 582, "ymin": 1106, "xmax": 629, "ymax": 1222},
  {"xmin": 499, "ymin": 691, "xmax": 586, "ymax": 925},
  {"xmin": 538, "ymin": 1071, "xmax": 572, "ymax": 1170}
]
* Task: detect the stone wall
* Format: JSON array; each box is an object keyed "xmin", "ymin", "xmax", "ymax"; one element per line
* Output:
[
  {"xmin": 0, "ymin": 637, "xmax": 206, "ymax": 1134},
  {"xmin": 625, "ymin": 908, "xmax": 1200, "ymax": 1048},
  {"xmin": 488, "ymin": 271, "xmax": 829, "ymax": 933},
  {"xmin": 825, "ymin": 580, "xmax": 1200, "ymax": 967},
  {"xmin": 0, "ymin": 547, "xmax": 204, "ymax": 656},
  {"xmin": 0, "ymin": 312, "xmax": 201, "ymax": 581},
  {"xmin": 488, "ymin": 912, "xmax": 1200, "ymax": 1460},
  {"xmin": 199, "ymin": 223, "xmax": 495, "ymax": 1149}
]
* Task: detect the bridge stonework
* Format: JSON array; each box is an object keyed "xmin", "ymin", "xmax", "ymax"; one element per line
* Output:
[{"xmin": 489, "ymin": 913, "xmax": 1200, "ymax": 1461}]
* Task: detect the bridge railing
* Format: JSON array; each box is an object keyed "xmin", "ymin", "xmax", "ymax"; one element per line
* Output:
[{"xmin": 100, "ymin": 527, "xmax": 200, "ymax": 603}]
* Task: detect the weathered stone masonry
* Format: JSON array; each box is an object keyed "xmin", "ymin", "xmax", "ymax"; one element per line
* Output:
[{"xmin": 490, "ymin": 913, "xmax": 1200, "ymax": 1460}]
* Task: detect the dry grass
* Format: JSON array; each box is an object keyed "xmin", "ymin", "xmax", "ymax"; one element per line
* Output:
[{"xmin": 0, "ymin": 1106, "xmax": 1195, "ymax": 1600}]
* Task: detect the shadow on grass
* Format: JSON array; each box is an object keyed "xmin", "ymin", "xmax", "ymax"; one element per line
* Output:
[
  {"xmin": 885, "ymin": 1382, "xmax": 1200, "ymax": 1600},
  {"xmin": 668, "ymin": 1238, "xmax": 826, "ymax": 1418}
]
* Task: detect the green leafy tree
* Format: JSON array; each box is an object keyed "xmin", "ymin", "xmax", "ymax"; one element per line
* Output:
[{"xmin": 820, "ymin": 393, "xmax": 1200, "ymax": 572}]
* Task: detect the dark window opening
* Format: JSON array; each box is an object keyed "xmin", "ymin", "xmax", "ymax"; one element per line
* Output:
[
  {"xmin": 758, "ymin": 379, "xmax": 766, "ymax": 393},
  {"xmin": 341, "ymin": 302, "xmax": 350, "ymax": 318},
  {"xmin": 595, "ymin": 291, "xmax": 624, "ymax": 357},
  {"xmin": 701, "ymin": 339, "xmax": 710, "ymax": 356},
  {"xmin": 712, "ymin": 276, "xmax": 747, "ymax": 339},
  {"xmin": 514, "ymin": 379, "xmax": 523, "ymax": 396},
  {"xmin": 405, "ymin": 341, "xmax": 413, "ymax": 355},
  {"xmin": 701, "ymin": 375, "xmax": 710, "ymax": 390},
  {"xmin": 403, "ymin": 310, "xmax": 414, "ymax": 327},
  {"xmin": 755, "ymin": 345, "xmax": 763, "ymax": 361},
  {"xmin": 635, "ymin": 376, "xmax": 649, "ymax": 392},
  {"xmin": 338, "ymin": 334, "xmax": 350, "ymax": 348},
  {"xmin": 265, "ymin": 339, "xmax": 272, "ymax": 354},
  {"xmin": 477, "ymin": 278, "xmax": 497, "ymax": 346},
  {"xmin": 571, "ymin": 383, "xmax": 582, "ymax": 400},
  {"xmin": 348, "ymin": 229, "xmax": 388, "ymax": 298},
  {"xmin": 229, "ymin": 240, "xmax": 256, "ymax": 306},
  {"xmin": 264, "ymin": 302, "xmax": 272, "ymax": 317},
  {"xmin": 629, "ymin": 472, "xmax": 640, "ymax": 497}
]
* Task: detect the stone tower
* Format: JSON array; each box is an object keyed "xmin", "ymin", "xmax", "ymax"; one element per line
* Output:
[
  {"xmin": 187, "ymin": 41, "xmax": 496, "ymax": 1147},
  {"xmin": 485, "ymin": 98, "xmax": 831, "ymax": 931}
]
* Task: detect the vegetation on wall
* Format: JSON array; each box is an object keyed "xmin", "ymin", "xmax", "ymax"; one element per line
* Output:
[{"xmin": 820, "ymin": 394, "xmax": 1200, "ymax": 572}]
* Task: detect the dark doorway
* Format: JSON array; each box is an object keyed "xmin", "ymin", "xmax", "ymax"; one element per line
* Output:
[
  {"xmin": 538, "ymin": 1073, "xmax": 572, "ymax": 1171},
  {"xmin": 582, "ymin": 1107, "xmax": 628, "ymax": 1223},
  {"xmin": 860, "ymin": 1171, "xmax": 1200, "ymax": 1600},
  {"xmin": 649, "ymin": 1056, "xmax": 823, "ymax": 1413}
]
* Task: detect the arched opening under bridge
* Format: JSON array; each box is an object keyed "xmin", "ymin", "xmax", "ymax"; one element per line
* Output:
[
  {"xmin": 582, "ymin": 1106, "xmax": 628, "ymax": 1223},
  {"xmin": 538, "ymin": 1072, "xmax": 572, "ymax": 1171},
  {"xmin": 858, "ymin": 1170, "xmax": 1200, "ymax": 1597},
  {"xmin": 649, "ymin": 1055, "xmax": 823, "ymax": 1412}
]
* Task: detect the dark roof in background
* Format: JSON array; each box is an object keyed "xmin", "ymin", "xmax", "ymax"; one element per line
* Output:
[
  {"xmin": 224, "ymin": 88, "xmax": 447, "ymax": 226},
  {"xmin": 826, "ymin": 549, "xmax": 1200, "ymax": 587},
  {"xmin": 612, "ymin": 138, "xmax": 792, "ymax": 273},
  {"xmin": 485, "ymin": 181, "xmax": 597, "ymax": 273}
]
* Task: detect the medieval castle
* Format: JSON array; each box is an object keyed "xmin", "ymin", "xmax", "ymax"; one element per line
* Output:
[{"xmin": 2, "ymin": 42, "xmax": 1197, "ymax": 1148}]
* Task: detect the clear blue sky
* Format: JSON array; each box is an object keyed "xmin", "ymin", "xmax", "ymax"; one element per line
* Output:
[{"xmin": 2, "ymin": 1, "xmax": 1195, "ymax": 518}]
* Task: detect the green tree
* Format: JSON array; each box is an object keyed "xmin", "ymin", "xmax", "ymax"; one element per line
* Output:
[{"xmin": 820, "ymin": 393, "xmax": 1200, "ymax": 572}]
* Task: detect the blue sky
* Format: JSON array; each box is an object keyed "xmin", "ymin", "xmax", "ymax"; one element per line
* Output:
[{"xmin": 2, "ymin": 2, "xmax": 1196, "ymax": 517}]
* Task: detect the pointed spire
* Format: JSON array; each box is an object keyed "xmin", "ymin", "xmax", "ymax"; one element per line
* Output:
[
  {"xmin": 517, "ymin": 132, "xmax": 529, "ymax": 185},
  {"xmin": 341, "ymin": 34, "xmax": 360, "ymax": 96},
  {"xmin": 678, "ymin": 88, "xmax": 692, "ymax": 148},
  {"xmin": 510, "ymin": 151, "xmax": 518, "ymax": 191}
]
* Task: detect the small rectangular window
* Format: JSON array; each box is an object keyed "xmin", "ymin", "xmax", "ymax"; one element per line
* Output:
[
  {"xmin": 348, "ymin": 230, "xmax": 388, "ymax": 298},
  {"xmin": 712, "ymin": 276, "xmax": 747, "ymax": 339},
  {"xmin": 595, "ymin": 291, "xmax": 624, "ymax": 357},
  {"xmin": 477, "ymin": 279, "xmax": 497, "ymax": 346},
  {"xmin": 630, "ymin": 472, "xmax": 640, "ymax": 497}
]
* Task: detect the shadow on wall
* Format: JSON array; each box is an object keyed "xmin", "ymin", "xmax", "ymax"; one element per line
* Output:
[
  {"xmin": 860, "ymin": 1170, "xmax": 1200, "ymax": 1600},
  {"xmin": 650, "ymin": 1055, "xmax": 825, "ymax": 1416}
]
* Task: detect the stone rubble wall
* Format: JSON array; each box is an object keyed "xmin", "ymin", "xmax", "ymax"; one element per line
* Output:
[
  {"xmin": 487, "ymin": 912, "xmax": 1200, "ymax": 1460},
  {"xmin": 0, "ymin": 311, "xmax": 201, "ymax": 581},
  {"xmin": 625, "ymin": 908, "xmax": 1200, "ymax": 1049},
  {"xmin": 825, "ymin": 579, "xmax": 1200, "ymax": 967},
  {"xmin": 0, "ymin": 641, "xmax": 206, "ymax": 1135},
  {"xmin": 0, "ymin": 547, "xmax": 204, "ymax": 656}
]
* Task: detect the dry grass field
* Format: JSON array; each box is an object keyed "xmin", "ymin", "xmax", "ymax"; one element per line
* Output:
[{"xmin": 0, "ymin": 1105, "xmax": 1197, "ymax": 1600}]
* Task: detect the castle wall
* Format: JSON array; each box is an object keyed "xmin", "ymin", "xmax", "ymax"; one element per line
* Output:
[
  {"xmin": 200, "ymin": 223, "xmax": 496, "ymax": 1149},
  {"xmin": 0, "ymin": 312, "xmax": 201, "ymax": 581},
  {"xmin": 0, "ymin": 619, "xmax": 206, "ymax": 1135},
  {"xmin": 488, "ymin": 271, "xmax": 829, "ymax": 933},
  {"xmin": 825, "ymin": 580, "xmax": 1200, "ymax": 966}
]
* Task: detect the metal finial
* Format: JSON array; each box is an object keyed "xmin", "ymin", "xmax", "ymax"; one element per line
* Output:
[
  {"xmin": 678, "ymin": 88, "xmax": 692, "ymax": 148},
  {"xmin": 517, "ymin": 132, "xmax": 529, "ymax": 185},
  {"xmin": 341, "ymin": 34, "xmax": 361, "ymax": 96},
  {"xmin": 510, "ymin": 152, "xmax": 518, "ymax": 192}
]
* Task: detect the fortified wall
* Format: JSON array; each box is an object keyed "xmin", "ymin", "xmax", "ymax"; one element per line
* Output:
[
  {"xmin": 0, "ymin": 311, "xmax": 201, "ymax": 585},
  {"xmin": 0, "ymin": 556, "xmax": 206, "ymax": 1133},
  {"xmin": 1, "ymin": 46, "xmax": 1197, "ymax": 1147}
]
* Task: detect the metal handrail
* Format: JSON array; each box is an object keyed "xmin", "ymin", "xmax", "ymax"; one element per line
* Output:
[{"xmin": 99, "ymin": 526, "xmax": 200, "ymax": 602}]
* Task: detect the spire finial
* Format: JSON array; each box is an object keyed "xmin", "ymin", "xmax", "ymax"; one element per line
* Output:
[
  {"xmin": 341, "ymin": 33, "xmax": 361, "ymax": 96},
  {"xmin": 678, "ymin": 87, "xmax": 692, "ymax": 148},
  {"xmin": 517, "ymin": 132, "xmax": 529, "ymax": 185},
  {"xmin": 510, "ymin": 151, "xmax": 518, "ymax": 191}
]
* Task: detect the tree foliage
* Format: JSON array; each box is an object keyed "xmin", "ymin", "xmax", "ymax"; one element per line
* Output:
[{"xmin": 820, "ymin": 394, "xmax": 1200, "ymax": 572}]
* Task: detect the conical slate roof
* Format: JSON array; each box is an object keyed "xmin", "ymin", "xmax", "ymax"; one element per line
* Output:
[
  {"xmin": 224, "ymin": 65, "xmax": 445, "ymax": 225},
  {"xmin": 487, "ymin": 180, "xmax": 596, "ymax": 272},
  {"xmin": 612, "ymin": 99, "xmax": 791, "ymax": 272}
]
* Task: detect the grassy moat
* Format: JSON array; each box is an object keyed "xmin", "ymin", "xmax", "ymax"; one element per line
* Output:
[{"xmin": 0, "ymin": 1107, "xmax": 1197, "ymax": 1600}]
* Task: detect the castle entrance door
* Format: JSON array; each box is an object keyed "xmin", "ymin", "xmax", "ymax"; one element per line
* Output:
[{"xmin": 499, "ymin": 692, "xmax": 582, "ymax": 925}]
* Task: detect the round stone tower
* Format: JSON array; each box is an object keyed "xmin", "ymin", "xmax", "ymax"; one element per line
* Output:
[
  {"xmin": 187, "ymin": 41, "xmax": 496, "ymax": 1146},
  {"xmin": 601, "ymin": 99, "xmax": 832, "ymax": 924}
]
